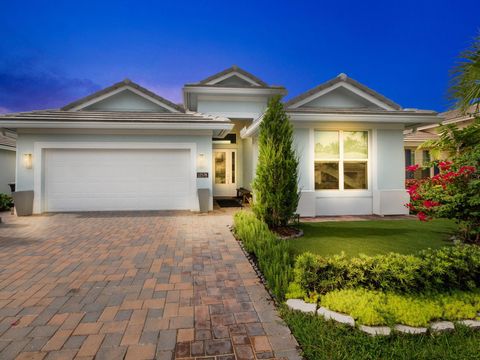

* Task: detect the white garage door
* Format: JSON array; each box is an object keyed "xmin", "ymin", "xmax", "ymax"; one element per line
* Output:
[{"xmin": 44, "ymin": 148, "xmax": 192, "ymax": 212}]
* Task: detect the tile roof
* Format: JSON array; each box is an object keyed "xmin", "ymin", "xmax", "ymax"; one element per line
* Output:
[
  {"xmin": 0, "ymin": 134, "xmax": 15, "ymax": 149},
  {"xmin": 61, "ymin": 79, "xmax": 184, "ymax": 112},
  {"xmin": 286, "ymin": 107, "xmax": 437, "ymax": 115},
  {"xmin": 0, "ymin": 110, "xmax": 231, "ymax": 124},
  {"xmin": 404, "ymin": 130, "xmax": 439, "ymax": 142},
  {"xmin": 285, "ymin": 73, "xmax": 402, "ymax": 110},
  {"xmin": 186, "ymin": 65, "xmax": 284, "ymax": 89},
  {"xmin": 439, "ymin": 105, "xmax": 479, "ymax": 121},
  {"xmin": 184, "ymin": 83, "xmax": 286, "ymax": 90}
]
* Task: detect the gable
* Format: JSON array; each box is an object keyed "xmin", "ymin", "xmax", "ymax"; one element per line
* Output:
[
  {"xmin": 285, "ymin": 74, "xmax": 401, "ymax": 111},
  {"xmin": 62, "ymin": 79, "xmax": 182, "ymax": 112},
  {"xmin": 300, "ymin": 86, "xmax": 382, "ymax": 109},
  {"xmin": 198, "ymin": 65, "xmax": 268, "ymax": 87},
  {"xmin": 214, "ymin": 74, "xmax": 258, "ymax": 87},
  {"xmin": 83, "ymin": 89, "xmax": 170, "ymax": 112}
]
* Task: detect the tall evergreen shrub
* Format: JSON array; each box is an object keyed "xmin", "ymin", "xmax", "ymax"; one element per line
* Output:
[{"xmin": 252, "ymin": 95, "xmax": 299, "ymax": 228}]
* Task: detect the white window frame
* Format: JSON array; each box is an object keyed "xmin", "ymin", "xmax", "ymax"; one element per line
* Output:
[{"xmin": 313, "ymin": 130, "xmax": 371, "ymax": 193}]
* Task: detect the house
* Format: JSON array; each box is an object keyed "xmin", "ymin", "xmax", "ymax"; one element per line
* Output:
[
  {"xmin": 0, "ymin": 66, "xmax": 440, "ymax": 216},
  {"xmin": 0, "ymin": 132, "xmax": 16, "ymax": 194},
  {"xmin": 404, "ymin": 106, "xmax": 477, "ymax": 179}
]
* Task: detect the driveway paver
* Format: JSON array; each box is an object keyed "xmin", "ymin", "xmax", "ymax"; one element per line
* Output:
[{"xmin": 0, "ymin": 211, "xmax": 300, "ymax": 360}]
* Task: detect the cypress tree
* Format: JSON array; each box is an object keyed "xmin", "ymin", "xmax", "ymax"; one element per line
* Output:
[{"xmin": 252, "ymin": 95, "xmax": 299, "ymax": 228}]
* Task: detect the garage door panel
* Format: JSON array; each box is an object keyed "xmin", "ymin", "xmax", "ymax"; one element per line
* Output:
[{"xmin": 45, "ymin": 148, "xmax": 192, "ymax": 211}]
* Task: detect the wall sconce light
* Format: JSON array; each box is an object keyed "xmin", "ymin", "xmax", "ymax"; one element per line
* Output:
[
  {"xmin": 198, "ymin": 153, "xmax": 206, "ymax": 169},
  {"xmin": 23, "ymin": 153, "xmax": 33, "ymax": 169}
]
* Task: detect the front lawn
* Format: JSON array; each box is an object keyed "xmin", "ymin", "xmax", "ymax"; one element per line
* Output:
[
  {"xmin": 289, "ymin": 219, "xmax": 456, "ymax": 257},
  {"xmin": 282, "ymin": 308, "xmax": 480, "ymax": 360}
]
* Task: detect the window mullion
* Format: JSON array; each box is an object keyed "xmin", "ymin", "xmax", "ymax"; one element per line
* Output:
[{"xmin": 339, "ymin": 130, "xmax": 344, "ymax": 191}]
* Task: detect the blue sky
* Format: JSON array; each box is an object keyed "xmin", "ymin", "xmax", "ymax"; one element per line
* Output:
[{"xmin": 0, "ymin": 0, "xmax": 478, "ymax": 113}]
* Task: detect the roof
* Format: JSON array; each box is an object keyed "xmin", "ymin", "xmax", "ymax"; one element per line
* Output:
[
  {"xmin": 185, "ymin": 65, "xmax": 285, "ymax": 89},
  {"xmin": 285, "ymin": 73, "xmax": 402, "ymax": 110},
  {"xmin": 184, "ymin": 83, "xmax": 286, "ymax": 90},
  {"xmin": 440, "ymin": 105, "xmax": 479, "ymax": 121},
  {"xmin": 61, "ymin": 79, "xmax": 184, "ymax": 112},
  {"xmin": 0, "ymin": 110, "xmax": 231, "ymax": 124},
  {"xmin": 196, "ymin": 65, "xmax": 269, "ymax": 86},
  {"xmin": 404, "ymin": 130, "xmax": 439, "ymax": 143},
  {"xmin": 286, "ymin": 107, "xmax": 436, "ymax": 115},
  {"xmin": 0, "ymin": 134, "xmax": 15, "ymax": 150}
]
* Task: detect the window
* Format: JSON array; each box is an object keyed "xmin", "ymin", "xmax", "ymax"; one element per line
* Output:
[
  {"xmin": 314, "ymin": 130, "xmax": 368, "ymax": 190},
  {"xmin": 421, "ymin": 150, "xmax": 431, "ymax": 178},
  {"xmin": 405, "ymin": 149, "xmax": 415, "ymax": 179}
]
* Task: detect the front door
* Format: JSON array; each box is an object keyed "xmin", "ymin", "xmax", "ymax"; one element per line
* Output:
[{"xmin": 213, "ymin": 149, "xmax": 237, "ymax": 197}]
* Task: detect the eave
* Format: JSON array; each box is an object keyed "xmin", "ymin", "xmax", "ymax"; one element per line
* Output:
[
  {"xmin": 0, "ymin": 121, "xmax": 233, "ymax": 137},
  {"xmin": 183, "ymin": 85, "xmax": 286, "ymax": 96},
  {"xmin": 241, "ymin": 111, "xmax": 442, "ymax": 138}
]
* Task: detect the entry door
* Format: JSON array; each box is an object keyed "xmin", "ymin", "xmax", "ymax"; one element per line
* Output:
[{"xmin": 213, "ymin": 149, "xmax": 237, "ymax": 197}]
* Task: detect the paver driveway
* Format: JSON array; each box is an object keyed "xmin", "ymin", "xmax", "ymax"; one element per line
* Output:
[{"xmin": 0, "ymin": 211, "xmax": 300, "ymax": 360}]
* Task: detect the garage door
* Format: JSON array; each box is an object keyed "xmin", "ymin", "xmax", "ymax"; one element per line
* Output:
[{"xmin": 44, "ymin": 148, "xmax": 192, "ymax": 211}]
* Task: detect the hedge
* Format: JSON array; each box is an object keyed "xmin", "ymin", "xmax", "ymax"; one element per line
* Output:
[
  {"xmin": 290, "ymin": 245, "xmax": 480, "ymax": 296},
  {"xmin": 233, "ymin": 211, "xmax": 293, "ymax": 299}
]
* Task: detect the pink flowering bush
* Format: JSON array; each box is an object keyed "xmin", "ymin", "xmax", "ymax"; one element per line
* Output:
[{"xmin": 406, "ymin": 160, "xmax": 479, "ymax": 243}]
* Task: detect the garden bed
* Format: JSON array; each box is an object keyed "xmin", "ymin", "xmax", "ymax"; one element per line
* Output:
[
  {"xmin": 233, "ymin": 211, "xmax": 480, "ymax": 358},
  {"xmin": 286, "ymin": 297, "xmax": 480, "ymax": 336}
]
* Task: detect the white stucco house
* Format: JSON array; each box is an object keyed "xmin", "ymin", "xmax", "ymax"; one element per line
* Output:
[{"xmin": 0, "ymin": 66, "xmax": 440, "ymax": 216}]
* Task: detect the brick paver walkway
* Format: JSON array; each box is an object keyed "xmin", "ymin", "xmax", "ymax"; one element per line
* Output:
[{"xmin": 0, "ymin": 211, "xmax": 300, "ymax": 360}]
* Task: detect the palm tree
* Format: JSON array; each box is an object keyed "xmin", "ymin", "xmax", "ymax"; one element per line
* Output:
[{"xmin": 449, "ymin": 33, "xmax": 480, "ymax": 114}]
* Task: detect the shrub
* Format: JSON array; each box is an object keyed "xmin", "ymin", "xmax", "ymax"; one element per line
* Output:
[
  {"xmin": 252, "ymin": 95, "xmax": 299, "ymax": 228},
  {"xmin": 320, "ymin": 289, "xmax": 387, "ymax": 325},
  {"xmin": 0, "ymin": 194, "xmax": 13, "ymax": 211},
  {"xmin": 320, "ymin": 289, "xmax": 480, "ymax": 327},
  {"xmin": 291, "ymin": 245, "xmax": 480, "ymax": 295},
  {"xmin": 233, "ymin": 211, "xmax": 293, "ymax": 299},
  {"xmin": 408, "ymin": 119, "xmax": 480, "ymax": 243}
]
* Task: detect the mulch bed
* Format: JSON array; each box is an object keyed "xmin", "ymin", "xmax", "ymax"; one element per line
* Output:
[{"xmin": 272, "ymin": 226, "xmax": 304, "ymax": 240}]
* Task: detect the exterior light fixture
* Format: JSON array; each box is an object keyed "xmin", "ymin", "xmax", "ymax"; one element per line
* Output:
[
  {"xmin": 198, "ymin": 153, "xmax": 206, "ymax": 168},
  {"xmin": 23, "ymin": 153, "xmax": 33, "ymax": 169}
]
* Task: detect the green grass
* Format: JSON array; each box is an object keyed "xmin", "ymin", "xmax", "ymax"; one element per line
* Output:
[
  {"xmin": 289, "ymin": 219, "xmax": 456, "ymax": 257},
  {"xmin": 281, "ymin": 308, "xmax": 480, "ymax": 360}
]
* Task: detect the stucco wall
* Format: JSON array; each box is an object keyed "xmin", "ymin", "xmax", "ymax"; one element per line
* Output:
[
  {"xmin": 376, "ymin": 129, "xmax": 405, "ymax": 189},
  {"xmin": 198, "ymin": 100, "xmax": 266, "ymax": 118},
  {"xmin": 242, "ymin": 137, "xmax": 253, "ymax": 190},
  {"xmin": 293, "ymin": 128, "xmax": 311, "ymax": 191},
  {"xmin": 0, "ymin": 149, "xmax": 16, "ymax": 194}
]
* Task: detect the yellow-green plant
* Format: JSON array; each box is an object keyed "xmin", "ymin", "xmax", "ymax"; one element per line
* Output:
[{"xmin": 319, "ymin": 289, "xmax": 480, "ymax": 327}]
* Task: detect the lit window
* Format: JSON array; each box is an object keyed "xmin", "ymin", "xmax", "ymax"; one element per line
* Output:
[{"xmin": 314, "ymin": 130, "xmax": 368, "ymax": 190}]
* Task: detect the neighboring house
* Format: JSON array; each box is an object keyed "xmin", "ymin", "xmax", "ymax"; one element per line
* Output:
[
  {"xmin": 0, "ymin": 132, "xmax": 16, "ymax": 194},
  {"xmin": 0, "ymin": 66, "xmax": 439, "ymax": 216},
  {"xmin": 404, "ymin": 106, "xmax": 477, "ymax": 179}
]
